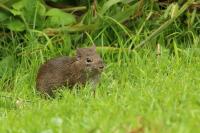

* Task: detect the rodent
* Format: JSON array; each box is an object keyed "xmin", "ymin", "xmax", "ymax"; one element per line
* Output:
[{"xmin": 36, "ymin": 45, "xmax": 104, "ymax": 96}]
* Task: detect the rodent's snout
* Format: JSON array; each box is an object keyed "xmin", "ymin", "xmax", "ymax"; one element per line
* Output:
[
  {"xmin": 99, "ymin": 64, "xmax": 104, "ymax": 70},
  {"xmin": 98, "ymin": 60, "xmax": 104, "ymax": 70}
]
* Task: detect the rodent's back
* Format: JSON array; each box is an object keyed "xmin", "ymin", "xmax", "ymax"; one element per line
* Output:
[{"xmin": 36, "ymin": 56, "xmax": 76, "ymax": 95}]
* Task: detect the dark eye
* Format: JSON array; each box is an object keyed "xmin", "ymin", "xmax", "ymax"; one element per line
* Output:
[{"xmin": 86, "ymin": 57, "xmax": 92, "ymax": 63}]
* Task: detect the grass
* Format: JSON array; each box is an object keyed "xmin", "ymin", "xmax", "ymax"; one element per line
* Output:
[
  {"xmin": 1, "ymin": 0, "xmax": 200, "ymax": 133},
  {"xmin": 0, "ymin": 46, "xmax": 200, "ymax": 133}
]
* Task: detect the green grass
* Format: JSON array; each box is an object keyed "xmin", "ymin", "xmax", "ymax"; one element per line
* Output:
[
  {"xmin": 0, "ymin": 47, "xmax": 200, "ymax": 133},
  {"xmin": 1, "ymin": 1, "xmax": 200, "ymax": 133}
]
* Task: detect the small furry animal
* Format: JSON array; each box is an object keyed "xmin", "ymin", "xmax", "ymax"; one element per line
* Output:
[{"xmin": 36, "ymin": 45, "xmax": 104, "ymax": 96}]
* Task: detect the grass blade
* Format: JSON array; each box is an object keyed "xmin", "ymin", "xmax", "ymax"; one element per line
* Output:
[{"xmin": 134, "ymin": 0, "xmax": 194, "ymax": 50}]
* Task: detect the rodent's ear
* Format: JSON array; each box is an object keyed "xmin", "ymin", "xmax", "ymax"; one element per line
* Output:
[
  {"xmin": 76, "ymin": 48, "xmax": 81, "ymax": 54},
  {"xmin": 76, "ymin": 55, "xmax": 81, "ymax": 61},
  {"xmin": 92, "ymin": 44, "xmax": 96, "ymax": 50},
  {"xmin": 76, "ymin": 48, "xmax": 82, "ymax": 60}
]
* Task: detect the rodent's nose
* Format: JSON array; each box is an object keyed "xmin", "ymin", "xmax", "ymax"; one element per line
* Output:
[
  {"xmin": 97, "ymin": 59, "xmax": 104, "ymax": 70},
  {"xmin": 99, "ymin": 64, "xmax": 104, "ymax": 70}
]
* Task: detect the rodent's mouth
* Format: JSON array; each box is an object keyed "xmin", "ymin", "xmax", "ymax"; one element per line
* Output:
[
  {"xmin": 96, "ymin": 67, "xmax": 104, "ymax": 73},
  {"xmin": 86, "ymin": 68, "xmax": 103, "ymax": 73}
]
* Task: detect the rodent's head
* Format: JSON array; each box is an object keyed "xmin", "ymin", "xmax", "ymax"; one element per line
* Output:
[{"xmin": 76, "ymin": 45, "xmax": 104, "ymax": 73}]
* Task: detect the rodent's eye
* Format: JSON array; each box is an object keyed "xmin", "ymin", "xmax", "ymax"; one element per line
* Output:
[{"xmin": 86, "ymin": 57, "xmax": 93, "ymax": 63}]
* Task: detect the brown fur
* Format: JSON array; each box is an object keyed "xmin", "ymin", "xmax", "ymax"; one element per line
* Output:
[{"xmin": 36, "ymin": 46, "xmax": 104, "ymax": 96}]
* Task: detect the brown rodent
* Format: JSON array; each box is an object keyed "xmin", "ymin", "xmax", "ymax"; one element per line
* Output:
[{"xmin": 36, "ymin": 45, "xmax": 104, "ymax": 96}]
